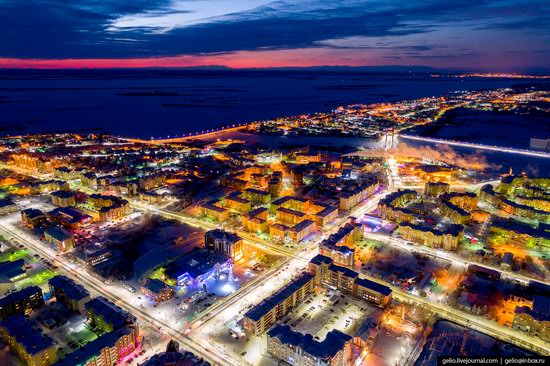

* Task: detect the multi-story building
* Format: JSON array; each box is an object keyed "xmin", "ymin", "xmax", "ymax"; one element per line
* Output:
[
  {"xmin": 0, "ymin": 316, "xmax": 57, "ymax": 366},
  {"xmin": 513, "ymin": 295, "xmax": 550, "ymax": 342},
  {"xmin": 244, "ymin": 273, "xmax": 315, "ymax": 336},
  {"xmin": 21, "ymin": 208, "xmax": 47, "ymax": 229},
  {"xmin": 200, "ymin": 202, "xmax": 229, "ymax": 222},
  {"xmin": 0, "ymin": 259, "xmax": 27, "ymax": 282},
  {"xmin": 80, "ymin": 172, "xmax": 98, "ymax": 188},
  {"xmin": 488, "ymin": 220, "xmax": 550, "ymax": 248},
  {"xmin": 242, "ymin": 207, "xmax": 269, "ymax": 233},
  {"xmin": 353, "ymin": 277, "xmax": 393, "ymax": 308},
  {"xmin": 141, "ymin": 278, "xmax": 174, "ymax": 303},
  {"xmin": 47, "ymin": 207, "xmax": 92, "ymax": 228},
  {"xmin": 50, "ymin": 190, "xmax": 77, "ymax": 207},
  {"xmin": 204, "ymin": 229, "xmax": 243, "ymax": 260},
  {"xmin": 319, "ymin": 244, "xmax": 354, "ymax": 268},
  {"xmin": 53, "ymin": 166, "xmax": 76, "ymax": 180},
  {"xmin": 243, "ymin": 188, "xmax": 271, "ymax": 204},
  {"xmin": 88, "ymin": 194, "xmax": 131, "ymax": 222},
  {"xmin": 271, "ymin": 196, "xmax": 310, "ymax": 213},
  {"xmin": 55, "ymin": 326, "xmax": 139, "ymax": 366},
  {"xmin": 289, "ymin": 220, "xmax": 316, "ymax": 242},
  {"xmin": 311, "ymin": 202, "xmax": 338, "ymax": 227},
  {"xmin": 269, "ymin": 223, "xmax": 289, "ymax": 242},
  {"xmin": 141, "ymin": 340, "xmax": 211, "ymax": 366},
  {"xmin": 317, "ymin": 221, "xmax": 362, "ymax": 267},
  {"xmin": 378, "ymin": 190, "xmax": 418, "ymax": 223},
  {"xmin": 424, "ymin": 182, "xmax": 450, "ymax": 197},
  {"xmin": 515, "ymin": 196, "xmax": 550, "ymax": 212},
  {"xmin": 277, "ymin": 207, "xmax": 306, "ymax": 225},
  {"xmin": 85, "ymin": 296, "xmax": 138, "ymax": 334},
  {"xmin": 44, "ymin": 226, "xmax": 76, "ymax": 252},
  {"xmin": 308, "ymin": 255, "xmax": 392, "ymax": 308},
  {"xmin": 267, "ymin": 325, "xmax": 353, "ymax": 366},
  {"xmin": 339, "ymin": 178, "xmax": 378, "ymax": 211},
  {"xmin": 0, "ymin": 286, "xmax": 44, "ymax": 320},
  {"xmin": 139, "ymin": 173, "xmax": 166, "ymax": 190},
  {"xmin": 0, "ymin": 199, "xmax": 17, "ymax": 216},
  {"xmin": 414, "ymin": 164, "xmax": 459, "ymax": 181},
  {"xmin": 12, "ymin": 154, "xmax": 51, "ymax": 173},
  {"xmin": 449, "ymin": 192, "xmax": 478, "ymax": 210},
  {"xmin": 29, "ymin": 180, "xmax": 68, "ymax": 194},
  {"xmin": 438, "ymin": 200, "xmax": 471, "ymax": 225},
  {"xmin": 49, "ymin": 275, "xmax": 91, "ymax": 313},
  {"xmin": 480, "ymin": 184, "xmax": 550, "ymax": 223},
  {"xmin": 223, "ymin": 195, "xmax": 251, "ymax": 213},
  {"xmin": 268, "ymin": 178, "xmax": 282, "ymax": 197},
  {"xmin": 397, "ymin": 223, "xmax": 464, "ymax": 251}
]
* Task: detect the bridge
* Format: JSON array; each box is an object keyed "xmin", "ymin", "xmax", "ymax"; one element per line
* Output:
[
  {"xmin": 399, "ymin": 134, "xmax": 550, "ymax": 159},
  {"xmin": 122, "ymin": 124, "xmax": 251, "ymax": 144}
]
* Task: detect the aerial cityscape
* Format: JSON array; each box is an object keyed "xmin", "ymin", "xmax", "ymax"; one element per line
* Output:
[{"xmin": 0, "ymin": 1, "xmax": 549, "ymax": 366}]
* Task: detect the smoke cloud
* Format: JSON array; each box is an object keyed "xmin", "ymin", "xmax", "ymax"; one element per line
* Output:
[{"xmin": 351, "ymin": 142, "xmax": 502, "ymax": 171}]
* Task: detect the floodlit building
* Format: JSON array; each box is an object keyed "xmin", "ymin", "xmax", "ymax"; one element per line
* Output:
[
  {"xmin": 44, "ymin": 226, "xmax": 76, "ymax": 252},
  {"xmin": 424, "ymin": 182, "xmax": 450, "ymax": 197},
  {"xmin": 308, "ymin": 255, "xmax": 392, "ymax": 308},
  {"xmin": 244, "ymin": 273, "xmax": 315, "ymax": 336},
  {"xmin": 50, "ymin": 190, "xmax": 77, "ymax": 207},
  {"xmin": 21, "ymin": 208, "xmax": 47, "ymax": 229},
  {"xmin": 0, "ymin": 316, "xmax": 57, "ymax": 366},
  {"xmin": 141, "ymin": 278, "xmax": 174, "ymax": 303},
  {"xmin": 289, "ymin": 219, "xmax": 316, "ymax": 242},
  {"xmin": 55, "ymin": 326, "xmax": 139, "ymax": 366},
  {"xmin": 141, "ymin": 340, "xmax": 211, "ymax": 366},
  {"xmin": 243, "ymin": 188, "xmax": 271, "ymax": 204},
  {"xmin": 277, "ymin": 207, "xmax": 306, "ymax": 225},
  {"xmin": 267, "ymin": 325, "xmax": 353, "ymax": 366},
  {"xmin": 223, "ymin": 195, "xmax": 251, "ymax": 213},
  {"xmin": 47, "ymin": 207, "xmax": 91, "ymax": 229},
  {"xmin": 85, "ymin": 296, "xmax": 138, "ymax": 334},
  {"xmin": 200, "ymin": 202, "xmax": 229, "ymax": 222},
  {"xmin": 0, "ymin": 199, "xmax": 17, "ymax": 216},
  {"xmin": 164, "ymin": 249, "xmax": 232, "ymax": 287},
  {"xmin": 488, "ymin": 220, "xmax": 550, "ymax": 248},
  {"xmin": 513, "ymin": 295, "xmax": 550, "ymax": 342},
  {"xmin": 397, "ymin": 223, "xmax": 464, "ymax": 251},
  {"xmin": 378, "ymin": 190, "xmax": 418, "ymax": 223},
  {"xmin": 0, "ymin": 286, "xmax": 44, "ymax": 320},
  {"xmin": 242, "ymin": 207, "xmax": 269, "ymax": 233},
  {"xmin": 204, "ymin": 229, "xmax": 243, "ymax": 260},
  {"xmin": 49, "ymin": 275, "xmax": 91, "ymax": 313}
]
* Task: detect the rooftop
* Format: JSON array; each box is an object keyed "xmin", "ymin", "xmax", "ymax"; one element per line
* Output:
[
  {"xmin": 268, "ymin": 324, "xmax": 352, "ymax": 360},
  {"xmin": 354, "ymin": 277, "xmax": 392, "ymax": 296},
  {"xmin": 85, "ymin": 296, "xmax": 135, "ymax": 329},
  {"xmin": 44, "ymin": 227, "xmax": 74, "ymax": 241},
  {"xmin": 0, "ymin": 316, "xmax": 54, "ymax": 356},
  {"xmin": 55, "ymin": 327, "xmax": 134, "ymax": 366},
  {"xmin": 49, "ymin": 275, "xmax": 90, "ymax": 301},
  {"xmin": 244, "ymin": 272, "xmax": 314, "ymax": 321},
  {"xmin": 164, "ymin": 249, "xmax": 231, "ymax": 281}
]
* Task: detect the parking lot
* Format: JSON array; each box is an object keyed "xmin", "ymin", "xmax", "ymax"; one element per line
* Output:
[{"xmin": 282, "ymin": 290, "xmax": 379, "ymax": 339}]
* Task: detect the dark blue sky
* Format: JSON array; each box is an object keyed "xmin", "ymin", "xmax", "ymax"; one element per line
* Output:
[{"xmin": 0, "ymin": 0, "xmax": 548, "ymax": 71}]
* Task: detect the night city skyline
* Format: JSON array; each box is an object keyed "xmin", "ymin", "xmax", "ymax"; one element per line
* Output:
[{"xmin": 0, "ymin": 2, "xmax": 549, "ymax": 366}]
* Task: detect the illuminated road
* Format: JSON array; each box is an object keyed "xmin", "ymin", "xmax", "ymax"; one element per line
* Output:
[
  {"xmin": 0, "ymin": 223, "xmax": 235, "ymax": 366},
  {"xmin": 400, "ymin": 134, "xmax": 550, "ymax": 159},
  {"xmin": 367, "ymin": 232, "xmax": 549, "ymax": 286},
  {"xmin": 392, "ymin": 286, "xmax": 550, "ymax": 355}
]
